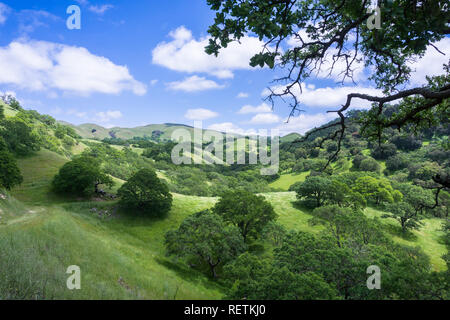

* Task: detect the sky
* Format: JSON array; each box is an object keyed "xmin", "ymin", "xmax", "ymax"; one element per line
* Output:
[{"xmin": 0, "ymin": 0, "xmax": 448, "ymax": 136}]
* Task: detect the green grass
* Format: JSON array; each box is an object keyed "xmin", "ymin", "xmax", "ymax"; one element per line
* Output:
[
  {"xmin": 365, "ymin": 207, "xmax": 447, "ymax": 271},
  {"xmin": 269, "ymin": 172, "xmax": 309, "ymax": 190},
  {"xmin": 11, "ymin": 150, "xmax": 69, "ymax": 204},
  {"xmin": 2, "ymin": 148, "xmax": 447, "ymax": 299},
  {"xmin": 0, "ymin": 197, "xmax": 223, "ymax": 299},
  {"xmin": 1, "ymin": 101, "xmax": 18, "ymax": 117},
  {"xmin": 263, "ymin": 192, "xmax": 322, "ymax": 234}
]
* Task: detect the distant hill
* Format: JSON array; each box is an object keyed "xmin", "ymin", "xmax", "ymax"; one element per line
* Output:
[
  {"xmin": 280, "ymin": 132, "xmax": 302, "ymax": 143},
  {"xmin": 63, "ymin": 122, "xmax": 303, "ymax": 142},
  {"xmin": 64, "ymin": 122, "xmax": 245, "ymax": 141}
]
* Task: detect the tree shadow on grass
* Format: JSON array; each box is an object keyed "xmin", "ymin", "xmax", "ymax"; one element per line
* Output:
[
  {"xmin": 383, "ymin": 223, "xmax": 418, "ymax": 242},
  {"xmin": 291, "ymin": 200, "xmax": 314, "ymax": 215},
  {"xmin": 155, "ymin": 257, "xmax": 225, "ymax": 292}
]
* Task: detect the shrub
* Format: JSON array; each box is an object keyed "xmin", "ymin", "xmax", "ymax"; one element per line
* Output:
[
  {"xmin": 359, "ymin": 158, "xmax": 381, "ymax": 173},
  {"xmin": 371, "ymin": 143, "xmax": 397, "ymax": 160},
  {"xmin": 0, "ymin": 150, "xmax": 23, "ymax": 190},
  {"xmin": 52, "ymin": 156, "xmax": 113, "ymax": 196},
  {"xmin": 118, "ymin": 168, "xmax": 172, "ymax": 216},
  {"xmin": 213, "ymin": 189, "xmax": 277, "ymax": 242}
]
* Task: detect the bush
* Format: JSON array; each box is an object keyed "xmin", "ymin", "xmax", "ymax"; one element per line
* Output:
[
  {"xmin": 359, "ymin": 158, "xmax": 381, "ymax": 173},
  {"xmin": 390, "ymin": 134, "xmax": 422, "ymax": 151},
  {"xmin": 386, "ymin": 154, "xmax": 410, "ymax": 172},
  {"xmin": 118, "ymin": 168, "xmax": 172, "ymax": 216},
  {"xmin": 213, "ymin": 189, "xmax": 277, "ymax": 242},
  {"xmin": 165, "ymin": 210, "xmax": 245, "ymax": 278},
  {"xmin": 52, "ymin": 156, "xmax": 113, "ymax": 196},
  {"xmin": 0, "ymin": 150, "xmax": 23, "ymax": 190},
  {"xmin": 371, "ymin": 143, "xmax": 397, "ymax": 160}
]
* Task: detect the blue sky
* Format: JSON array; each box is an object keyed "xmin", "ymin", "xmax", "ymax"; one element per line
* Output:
[{"xmin": 0, "ymin": 1, "xmax": 448, "ymax": 136}]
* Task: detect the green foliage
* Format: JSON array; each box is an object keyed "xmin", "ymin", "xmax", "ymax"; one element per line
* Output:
[
  {"xmin": 383, "ymin": 202, "xmax": 423, "ymax": 232},
  {"xmin": 311, "ymin": 205, "xmax": 384, "ymax": 247},
  {"xmin": 213, "ymin": 190, "xmax": 277, "ymax": 242},
  {"xmin": 292, "ymin": 175, "xmax": 366, "ymax": 209},
  {"xmin": 352, "ymin": 176, "xmax": 399, "ymax": 205},
  {"xmin": 0, "ymin": 150, "xmax": 23, "ymax": 190},
  {"xmin": 165, "ymin": 210, "xmax": 246, "ymax": 278},
  {"xmin": 386, "ymin": 154, "xmax": 410, "ymax": 172},
  {"xmin": 371, "ymin": 143, "xmax": 397, "ymax": 160},
  {"xmin": 0, "ymin": 117, "xmax": 40, "ymax": 156},
  {"xmin": 390, "ymin": 134, "xmax": 422, "ymax": 151},
  {"xmin": 118, "ymin": 168, "xmax": 172, "ymax": 216},
  {"xmin": 52, "ymin": 155, "xmax": 113, "ymax": 196},
  {"xmin": 359, "ymin": 157, "xmax": 381, "ymax": 173}
]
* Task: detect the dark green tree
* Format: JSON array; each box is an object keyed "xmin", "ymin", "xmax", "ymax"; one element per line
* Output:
[
  {"xmin": 213, "ymin": 189, "xmax": 277, "ymax": 241},
  {"xmin": 1, "ymin": 118, "xmax": 40, "ymax": 156},
  {"xmin": 205, "ymin": 0, "xmax": 449, "ymax": 188},
  {"xmin": 165, "ymin": 210, "xmax": 246, "ymax": 278},
  {"xmin": 52, "ymin": 156, "xmax": 113, "ymax": 196},
  {"xmin": 0, "ymin": 149, "xmax": 23, "ymax": 190},
  {"xmin": 118, "ymin": 168, "xmax": 172, "ymax": 216},
  {"xmin": 383, "ymin": 202, "xmax": 423, "ymax": 232},
  {"xmin": 292, "ymin": 175, "xmax": 332, "ymax": 207}
]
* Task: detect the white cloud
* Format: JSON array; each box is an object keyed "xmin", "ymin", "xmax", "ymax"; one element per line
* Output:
[
  {"xmin": 277, "ymin": 112, "xmax": 338, "ymax": 135},
  {"xmin": 95, "ymin": 110, "xmax": 122, "ymax": 123},
  {"xmin": 152, "ymin": 26, "xmax": 269, "ymax": 79},
  {"xmin": 408, "ymin": 37, "xmax": 450, "ymax": 86},
  {"xmin": 89, "ymin": 4, "xmax": 114, "ymax": 14},
  {"xmin": 238, "ymin": 102, "xmax": 272, "ymax": 114},
  {"xmin": 262, "ymin": 83, "xmax": 381, "ymax": 110},
  {"xmin": 207, "ymin": 122, "xmax": 257, "ymax": 136},
  {"xmin": 248, "ymin": 113, "xmax": 280, "ymax": 124},
  {"xmin": 0, "ymin": 40, "xmax": 147, "ymax": 96},
  {"xmin": 67, "ymin": 109, "xmax": 88, "ymax": 118},
  {"xmin": 185, "ymin": 108, "xmax": 219, "ymax": 120},
  {"xmin": 0, "ymin": 3, "xmax": 10, "ymax": 24},
  {"xmin": 237, "ymin": 92, "xmax": 249, "ymax": 98},
  {"xmin": 18, "ymin": 9, "xmax": 62, "ymax": 35},
  {"xmin": 287, "ymin": 32, "xmax": 365, "ymax": 82},
  {"xmin": 150, "ymin": 79, "xmax": 158, "ymax": 86},
  {"xmin": 166, "ymin": 75, "xmax": 224, "ymax": 92}
]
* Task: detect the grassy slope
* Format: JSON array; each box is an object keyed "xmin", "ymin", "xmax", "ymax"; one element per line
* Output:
[
  {"xmin": 1, "ymin": 148, "xmax": 447, "ymax": 299},
  {"xmin": 269, "ymin": 172, "xmax": 310, "ymax": 190},
  {"xmin": 12, "ymin": 150, "xmax": 69, "ymax": 204}
]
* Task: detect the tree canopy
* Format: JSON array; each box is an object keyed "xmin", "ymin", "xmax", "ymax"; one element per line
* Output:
[
  {"xmin": 206, "ymin": 0, "xmax": 449, "ymax": 193},
  {"xmin": 165, "ymin": 210, "xmax": 246, "ymax": 278},
  {"xmin": 213, "ymin": 189, "xmax": 277, "ymax": 241},
  {"xmin": 52, "ymin": 155, "xmax": 113, "ymax": 196},
  {"xmin": 117, "ymin": 168, "xmax": 173, "ymax": 216}
]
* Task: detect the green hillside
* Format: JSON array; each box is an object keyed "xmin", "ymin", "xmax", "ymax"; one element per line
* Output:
[
  {"xmin": 0, "ymin": 145, "xmax": 445, "ymax": 299},
  {"xmin": 69, "ymin": 123, "xmax": 220, "ymax": 141},
  {"xmin": 0, "ymin": 100, "xmax": 448, "ymax": 300}
]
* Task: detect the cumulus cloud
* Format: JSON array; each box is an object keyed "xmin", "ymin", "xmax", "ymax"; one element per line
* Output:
[
  {"xmin": 287, "ymin": 33, "xmax": 365, "ymax": 82},
  {"xmin": 277, "ymin": 112, "xmax": 338, "ymax": 135},
  {"xmin": 67, "ymin": 109, "xmax": 88, "ymax": 119},
  {"xmin": 262, "ymin": 83, "xmax": 381, "ymax": 110},
  {"xmin": 408, "ymin": 37, "xmax": 450, "ymax": 86},
  {"xmin": 0, "ymin": 40, "xmax": 146, "ymax": 96},
  {"xmin": 238, "ymin": 102, "xmax": 272, "ymax": 114},
  {"xmin": 0, "ymin": 2, "xmax": 10, "ymax": 24},
  {"xmin": 185, "ymin": 108, "xmax": 219, "ymax": 120},
  {"xmin": 207, "ymin": 122, "xmax": 257, "ymax": 136},
  {"xmin": 166, "ymin": 75, "xmax": 224, "ymax": 92},
  {"xmin": 95, "ymin": 110, "xmax": 122, "ymax": 123},
  {"xmin": 237, "ymin": 92, "xmax": 249, "ymax": 98},
  {"xmin": 89, "ymin": 4, "xmax": 114, "ymax": 14},
  {"xmin": 18, "ymin": 9, "xmax": 62, "ymax": 35},
  {"xmin": 152, "ymin": 26, "xmax": 269, "ymax": 79},
  {"xmin": 248, "ymin": 113, "xmax": 280, "ymax": 124}
]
